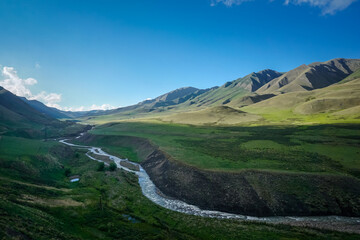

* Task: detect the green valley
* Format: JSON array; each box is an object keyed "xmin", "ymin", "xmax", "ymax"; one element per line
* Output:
[{"xmin": 1, "ymin": 57, "xmax": 360, "ymax": 239}]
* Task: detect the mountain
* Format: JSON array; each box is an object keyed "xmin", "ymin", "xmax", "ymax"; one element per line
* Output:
[
  {"xmin": 84, "ymin": 70, "xmax": 282, "ymax": 122},
  {"xmin": 94, "ymin": 87, "xmax": 210, "ymax": 116},
  {"xmin": 20, "ymin": 97, "xmax": 70, "ymax": 119},
  {"xmin": 224, "ymin": 69, "xmax": 283, "ymax": 92},
  {"xmin": 175, "ymin": 70, "xmax": 282, "ymax": 108},
  {"xmin": 79, "ymin": 58, "xmax": 360, "ymax": 125},
  {"xmin": 19, "ymin": 97, "xmax": 110, "ymax": 119},
  {"xmin": 257, "ymin": 58, "xmax": 360, "ymax": 94},
  {"xmin": 136, "ymin": 86, "xmax": 201, "ymax": 108},
  {"xmin": 0, "ymin": 86, "xmax": 57, "ymax": 127},
  {"xmin": 0, "ymin": 86, "xmax": 88, "ymax": 138},
  {"xmin": 0, "ymin": 86, "xmax": 63, "ymax": 136},
  {"xmin": 338, "ymin": 68, "xmax": 360, "ymax": 84},
  {"xmin": 242, "ymin": 75, "xmax": 360, "ymax": 123}
]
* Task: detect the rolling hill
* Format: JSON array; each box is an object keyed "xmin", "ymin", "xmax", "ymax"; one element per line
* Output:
[{"xmin": 160, "ymin": 106, "xmax": 262, "ymax": 125}]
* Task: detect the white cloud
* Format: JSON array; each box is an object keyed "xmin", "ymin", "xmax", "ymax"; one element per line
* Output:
[
  {"xmin": 31, "ymin": 91, "xmax": 62, "ymax": 108},
  {"xmin": 212, "ymin": 0, "xmax": 357, "ymax": 14},
  {"xmin": 285, "ymin": 0, "xmax": 357, "ymax": 14},
  {"xmin": 60, "ymin": 106, "xmax": 86, "ymax": 112},
  {"xmin": 0, "ymin": 66, "xmax": 120, "ymax": 112},
  {"xmin": 24, "ymin": 78, "xmax": 37, "ymax": 85},
  {"xmin": 0, "ymin": 66, "xmax": 62, "ymax": 108},
  {"xmin": 1, "ymin": 67, "xmax": 34, "ymax": 98},
  {"xmin": 89, "ymin": 104, "xmax": 117, "ymax": 111},
  {"xmin": 59, "ymin": 104, "xmax": 118, "ymax": 112},
  {"xmin": 211, "ymin": 0, "xmax": 252, "ymax": 7}
]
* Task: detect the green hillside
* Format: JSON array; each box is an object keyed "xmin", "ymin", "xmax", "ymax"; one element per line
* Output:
[{"xmin": 160, "ymin": 106, "xmax": 262, "ymax": 125}]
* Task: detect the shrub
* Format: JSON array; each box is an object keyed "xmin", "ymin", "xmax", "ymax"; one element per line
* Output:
[
  {"xmin": 64, "ymin": 168, "xmax": 71, "ymax": 177},
  {"xmin": 97, "ymin": 162, "xmax": 105, "ymax": 171},
  {"xmin": 109, "ymin": 162, "xmax": 117, "ymax": 171}
]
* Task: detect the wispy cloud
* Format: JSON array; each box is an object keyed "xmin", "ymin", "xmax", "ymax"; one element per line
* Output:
[
  {"xmin": 89, "ymin": 104, "xmax": 116, "ymax": 111},
  {"xmin": 210, "ymin": 0, "xmax": 252, "ymax": 7},
  {"xmin": 285, "ymin": 0, "xmax": 357, "ymax": 14},
  {"xmin": 211, "ymin": 0, "xmax": 358, "ymax": 14},
  {"xmin": 61, "ymin": 104, "xmax": 118, "ymax": 112}
]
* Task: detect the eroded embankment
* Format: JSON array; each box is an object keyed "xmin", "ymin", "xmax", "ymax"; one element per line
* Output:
[{"xmin": 78, "ymin": 134, "xmax": 360, "ymax": 217}]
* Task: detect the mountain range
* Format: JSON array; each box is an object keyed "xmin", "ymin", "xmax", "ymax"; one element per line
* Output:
[
  {"xmin": 1, "ymin": 58, "xmax": 359, "ymax": 126},
  {"xmin": 78, "ymin": 58, "xmax": 360, "ymax": 124}
]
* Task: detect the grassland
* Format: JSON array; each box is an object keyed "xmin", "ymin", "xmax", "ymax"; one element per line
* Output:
[
  {"xmin": 3, "ymin": 136, "xmax": 359, "ymax": 239},
  {"xmin": 89, "ymin": 122, "xmax": 360, "ymax": 177}
]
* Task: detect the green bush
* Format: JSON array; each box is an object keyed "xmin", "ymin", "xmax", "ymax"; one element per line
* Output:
[
  {"xmin": 64, "ymin": 168, "xmax": 71, "ymax": 177},
  {"xmin": 97, "ymin": 162, "xmax": 105, "ymax": 171},
  {"xmin": 109, "ymin": 162, "xmax": 117, "ymax": 171}
]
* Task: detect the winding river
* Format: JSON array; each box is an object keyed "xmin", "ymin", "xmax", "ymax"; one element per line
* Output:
[{"xmin": 59, "ymin": 134, "xmax": 360, "ymax": 229}]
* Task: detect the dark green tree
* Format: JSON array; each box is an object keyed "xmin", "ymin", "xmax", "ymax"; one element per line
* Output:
[
  {"xmin": 109, "ymin": 162, "xmax": 117, "ymax": 171},
  {"xmin": 64, "ymin": 168, "xmax": 71, "ymax": 177},
  {"xmin": 97, "ymin": 162, "xmax": 105, "ymax": 171}
]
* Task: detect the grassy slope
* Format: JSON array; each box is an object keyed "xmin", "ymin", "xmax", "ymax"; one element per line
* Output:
[
  {"xmin": 2, "ymin": 136, "xmax": 356, "ymax": 239},
  {"xmin": 159, "ymin": 106, "xmax": 262, "ymax": 125}
]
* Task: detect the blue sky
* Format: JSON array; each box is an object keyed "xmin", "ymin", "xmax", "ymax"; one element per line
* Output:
[{"xmin": 0, "ymin": 0, "xmax": 359, "ymax": 110}]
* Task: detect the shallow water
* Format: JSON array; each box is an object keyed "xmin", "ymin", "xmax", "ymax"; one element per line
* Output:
[
  {"xmin": 70, "ymin": 178, "xmax": 79, "ymax": 182},
  {"xmin": 60, "ymin": 137, "xmax": 360, "ymax": 226}
]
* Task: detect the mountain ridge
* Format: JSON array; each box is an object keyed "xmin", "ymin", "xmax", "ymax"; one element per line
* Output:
[{"xmin": 257, "ymin": 58, "xmax": 360, "ymax": 94}]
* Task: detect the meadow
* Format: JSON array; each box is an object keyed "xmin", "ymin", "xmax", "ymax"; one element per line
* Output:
[{"xmin": 89, "ymin": 122, "xmax": 360, "ymax": 178}]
